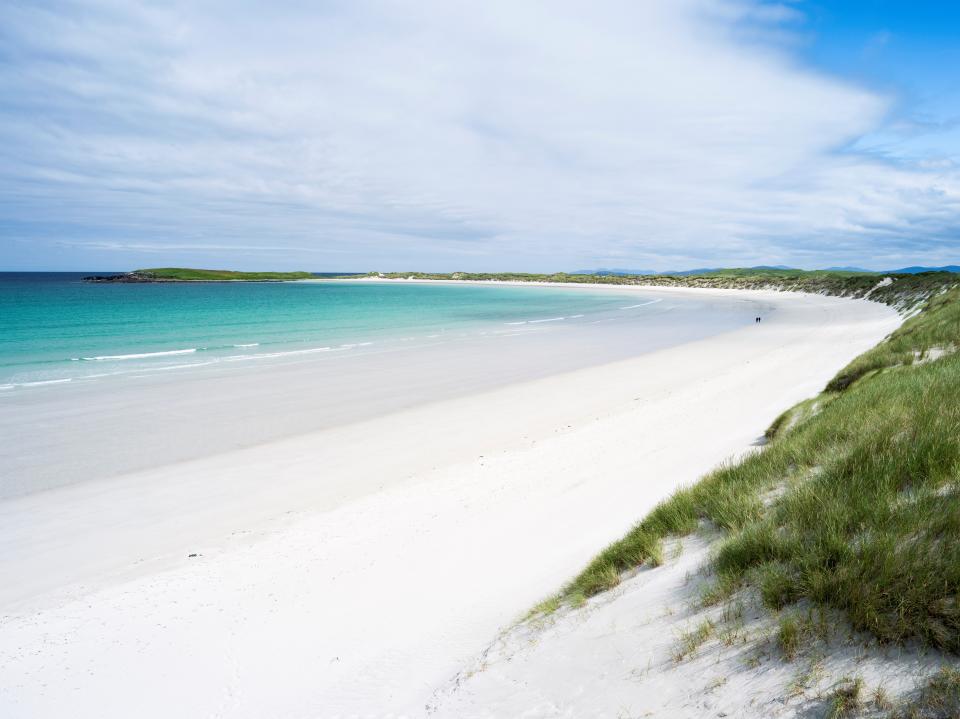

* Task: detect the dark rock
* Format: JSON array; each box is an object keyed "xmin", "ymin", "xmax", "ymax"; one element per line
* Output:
[{"xmin": 82, "ymin": 272, "xmax": 160, "ymax": 283}]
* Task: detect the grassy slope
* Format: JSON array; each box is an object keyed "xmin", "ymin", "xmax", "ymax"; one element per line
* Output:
[
  {"xmin": 541, "ymin": 284, "xmax": 960, "ymax": 662},
  {"xmin": 135, "ymin": 268, "xmax": 314, "ymax": 281}
]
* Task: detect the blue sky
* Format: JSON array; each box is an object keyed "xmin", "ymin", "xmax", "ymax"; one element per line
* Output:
[
  {"xmin": 1, "ymin": 0, "xmax": 958, "ymax": 272},
  {"xmin": 802, "ymin": 2, "xmax": 960, "ymax": 161}
]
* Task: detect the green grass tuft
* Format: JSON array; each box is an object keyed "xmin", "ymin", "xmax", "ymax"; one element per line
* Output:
[
  {"xmin": 672, "ymin": 619, "xmax": 715, "ymax": 663},
  {"xmin": 759, "ymin": 563, "xmax": 799, "ymax": 610},
  {"xmin": 560, "ymin": 495, "xmax": 697, "ymax": 600},
  {"xmin": 897, "ymin": 667, "xmax": 960, "ymax": 718},
  {"xmin": 825, "ymin": 677, "xmax": 863, "ymax": 719},
  {"xmin": 777, "ymin": 613, "xmax": 802, "ymax": 661}
]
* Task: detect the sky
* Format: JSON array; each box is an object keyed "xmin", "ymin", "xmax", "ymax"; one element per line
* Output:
[{"xmin": 1, "ymin": 0, "xmax": 958, "ymax": 272}]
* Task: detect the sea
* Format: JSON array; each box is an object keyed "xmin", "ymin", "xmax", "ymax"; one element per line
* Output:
[
  {"xmin": 0, "ymin": 272, "xmax": 760, "ymax": 393},
  {"xmin": 0, "ymin": 272, "xmax": 775, "ymax": 494}
]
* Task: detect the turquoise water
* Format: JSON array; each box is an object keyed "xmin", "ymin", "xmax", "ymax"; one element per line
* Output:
[
  {"xmin": 0, "ymin": 273, "xmax": 677, "ymax": 389},
  {"xmin": 2, "ymin": 274, "xmax": 766, "ymax": 492}
]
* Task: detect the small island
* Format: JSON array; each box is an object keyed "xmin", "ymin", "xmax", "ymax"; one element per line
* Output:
[{"xmin": 82, "ymin": 268, "xmax": 316, "ymax": 282}]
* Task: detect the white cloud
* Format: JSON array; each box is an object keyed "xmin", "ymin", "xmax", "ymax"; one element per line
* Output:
[{"xmin": 1, "ymin": 0, "xmax": 958, "ymax": 270}]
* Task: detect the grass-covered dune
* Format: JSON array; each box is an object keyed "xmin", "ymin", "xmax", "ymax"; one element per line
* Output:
[
  {"xmin": 358, "ymin": 269, "xmax": 957, "ymax": 311},
  {"xmin": 134, "ymin": 268, "xmax": 315, "ymax": 281},
  {"xmin": 533, "ymin": 281, "xmax": 960, "ymax": 710}
]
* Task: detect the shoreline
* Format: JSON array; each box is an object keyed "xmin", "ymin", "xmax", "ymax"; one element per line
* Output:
[
  {"xmin": 0, "ymin": 288, "xmax": 900, "ymax": 717},
  {"xmin": 1, "ymin": 282, "xmax": 761, "ymax": 495},
  {"xmin": 311, "ymin": 275, "xmax": 828, "ymax": 294}
]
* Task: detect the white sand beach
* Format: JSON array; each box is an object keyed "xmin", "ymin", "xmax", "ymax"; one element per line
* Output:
[{"xmin": 0, "ymin": 286, "xmax": 900, "ymax": 718}]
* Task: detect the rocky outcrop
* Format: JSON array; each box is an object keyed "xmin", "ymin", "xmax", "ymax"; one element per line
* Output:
[{"xmin": 82, "ymin": 272, "xmax": 162, "ymax": 283}]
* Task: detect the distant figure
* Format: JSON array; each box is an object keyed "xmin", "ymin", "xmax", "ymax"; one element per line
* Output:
[{"xmin": 755, "ymin": 316, "xmax": 761, "ymax": 323}]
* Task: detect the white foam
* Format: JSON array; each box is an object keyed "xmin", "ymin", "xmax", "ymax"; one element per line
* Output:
[
  {"xmin": 233, "ymin": 343, "xmax": 260, "ymax": 348},
  {"xmin": 20, "ymin": 379, "xmax": 72, "ymax": 387},
  {"xmin": 224, "ymin": 346, "xmax": 334, "ymax": 362},
  {"xmin": 147, "ymin": 361, "xmax": 219, "ymax": 372},
  {"xmin": 269, "ymin": 346, "xmax": 333, "ymax": 357},
  {"xmin": 78, "ymin": 349, "xmax": 198, "ymax": 361},
  {"xmin": 620, "ymin": 299, "xmax": 662, "ymax": 310},
  {"xmin": 507, "ymin": 315, "xmax": 571, "ymax": 326}
]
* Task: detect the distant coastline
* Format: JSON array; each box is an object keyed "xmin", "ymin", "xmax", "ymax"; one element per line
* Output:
[
  {"xmin": 332, "ymin": 268, "xmax": 958, "ymax": 312},
  {"xmin": 82, "ymin": 267, "xmax": 959, "ymax": 311},
  {"xmin": 82, "ymin": 268, "xmax": 316, "ymax": 282}
]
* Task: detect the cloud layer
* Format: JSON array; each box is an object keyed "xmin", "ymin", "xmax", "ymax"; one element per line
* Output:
[{"xmin": 1, "ymin": 0, "xmax": 958, "ymax": 270}]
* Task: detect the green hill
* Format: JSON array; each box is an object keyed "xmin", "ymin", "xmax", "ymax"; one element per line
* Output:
[{"xmin": 135, "ymin": 268, "xmax": 314, "ymax": 281}]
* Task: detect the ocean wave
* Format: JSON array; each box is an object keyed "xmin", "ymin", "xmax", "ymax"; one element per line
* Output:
[
  {"xmin": 223, "ymin": 346, "xmax": 334, "ymax": 362},
  {"xmin": 6, "ymin": 336, "xmax": 380, "ymax": 391},
  {"xmin": 506, "ymin": 315, "xmax": 573, "ymax": 325},
  {"xmin": 75, "ymin": 348, "xmax": 198, "ymax": 361},
  {"xmin": 620, "ymin": 299, "xmax": 662, "ymax": 310},
  {"xmin": 147, "ymin": 361, "xmax": 220, "ymax": 372}
]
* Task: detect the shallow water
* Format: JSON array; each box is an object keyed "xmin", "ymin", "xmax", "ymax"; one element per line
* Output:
[
  {"xmin": 1, "ymin": 274, "xmax": 711, "ymax": 390},
  {"xmin": 0, "ymin": 277, "xmax": 769, "ymax": 496}
]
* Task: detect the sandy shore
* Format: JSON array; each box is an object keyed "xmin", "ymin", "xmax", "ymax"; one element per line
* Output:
[{"xmin": 0, "ymin": 286, "xmax": 899, "ymax": 717}]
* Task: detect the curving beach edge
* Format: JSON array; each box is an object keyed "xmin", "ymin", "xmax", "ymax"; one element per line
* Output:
[
  {"xmin": 0, "ymin": 284, "xmax": 905, "ymax": 717},
  {"xmin": 430, "ymin": 281, "xmax": 960, "ymax": 718}
]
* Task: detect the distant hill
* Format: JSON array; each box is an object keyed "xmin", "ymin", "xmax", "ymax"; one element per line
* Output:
[
  {"xmin": 886, "ymin": 265, "xmax": 960, "ymax": 274},
  {"xmin": 574, "ymin": 265, "xmax": 959, "ymax": 276},
  {"xmin": 663, "ymin": 267, "xmax": 719, "ymax": 276},
  {"xmin": 573, "ymin": 265, "xmax": 794, "ymax": 276},
  {"xmin": 571, "ymin": 268, "xmax": 656, "ymax": 276},
  {"xmin": 671, "ymin": 265, "xmax": 796, "ymax": 276}
]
